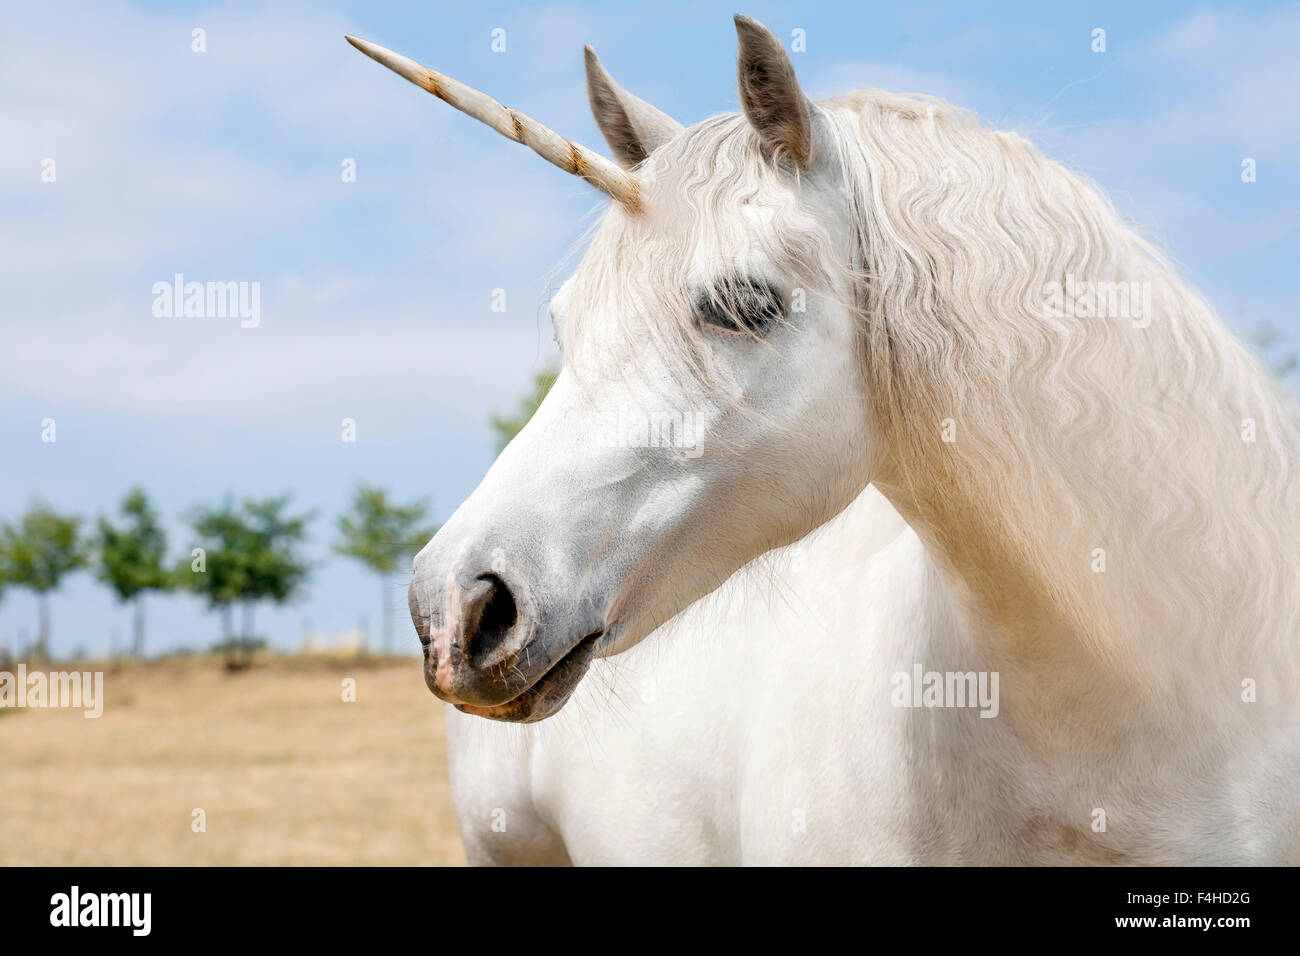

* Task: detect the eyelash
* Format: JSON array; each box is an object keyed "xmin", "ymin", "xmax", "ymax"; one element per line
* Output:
[{"xmin": 696, "ymin": 279, "xmax": 785, "ymax": 336}]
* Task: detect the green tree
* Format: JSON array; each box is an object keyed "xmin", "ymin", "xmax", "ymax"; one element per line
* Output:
[
  {"xmin": 180, "ymin": 495, "xmax": 314, "ymax": 668},
  {"xmin": 490, "ymin": 365, "xmax": 558, "ymax": 452},
  {"xmin": 177, "ymin": 498, "xmax": 248, "ymax": 661},
  {"xmin": 239, "ymin": 495, "xmax": 315, "ymax": 638},
  {"xmin": 1249, "ymin": 324, "xmax": 1298, "ymax": 386},
  {"xmin": 0, "ymin": 572, "xmax": 9, "ymax": 664},
  {"xmin": 0, "ymin": 504, "xmax": 88, "ymax": 659},
  {"xmin": 335, "ymin": 485, "xmax": 437, "ymax": 654},
  {"xmin": 96, "ymin": 487, "xmax": 171, "ymax": 658}
]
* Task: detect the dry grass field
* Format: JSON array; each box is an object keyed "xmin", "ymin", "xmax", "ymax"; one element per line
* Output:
[{"xmin": 0, "ymin": 654, "xmax": 466, "ymax": 865}]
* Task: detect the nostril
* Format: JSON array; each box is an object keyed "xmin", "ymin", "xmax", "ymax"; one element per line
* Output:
[{"xmin": 465, "ymin": 573, "xmax": 518, "ymax": 667}]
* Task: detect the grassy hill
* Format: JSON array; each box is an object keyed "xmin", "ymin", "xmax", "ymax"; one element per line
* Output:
[{"xmin": 0, "ymin": 653, "xmax": 465, "ymax": 865}]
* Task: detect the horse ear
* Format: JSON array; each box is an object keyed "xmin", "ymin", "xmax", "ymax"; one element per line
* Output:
[
  {"xmin": 734, "ymin": 15, "xmax": 812, "ymax": 170},
  {"xmin": 585, "ymin": 46, "xmax": 684, "ymax": 169}
]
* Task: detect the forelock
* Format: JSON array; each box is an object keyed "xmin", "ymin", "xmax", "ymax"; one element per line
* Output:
[{"xmin": 561, "ymin": 111, "xmax": 844, "ymax": 389}]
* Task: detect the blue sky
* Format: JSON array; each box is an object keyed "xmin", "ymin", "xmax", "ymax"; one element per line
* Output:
[{"xmin": 2, "ymin": 0, "xmax": 1297, "ymax": 657}]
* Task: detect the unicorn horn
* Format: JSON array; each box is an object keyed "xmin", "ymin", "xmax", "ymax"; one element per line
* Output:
[{"xmin": 345, "ymin": 35, "xmax": 642, "ymax": 212}]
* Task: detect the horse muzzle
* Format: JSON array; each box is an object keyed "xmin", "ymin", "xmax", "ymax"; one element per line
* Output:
[{"xmin": 408, "ymin": 549, "xmax": 605, "ymax": 722}]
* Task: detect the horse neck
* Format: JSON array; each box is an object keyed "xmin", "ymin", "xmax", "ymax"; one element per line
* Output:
[{"xmin": 869, "ymin": 242, "xmax": 1300, "ymax": 703}]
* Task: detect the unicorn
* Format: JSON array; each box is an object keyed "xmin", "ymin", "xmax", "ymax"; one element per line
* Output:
[{"xmin": 348, "ymin": 15, "xmax": 1300, "ymax": 864}]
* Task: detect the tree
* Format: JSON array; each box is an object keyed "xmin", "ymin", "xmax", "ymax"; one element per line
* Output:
[
  {"xmin": 0, "ymin": 504, "xmax": 88, "ymax": 659},
  {"xmin": 1249, "ymin": 324, "xmax": 1298, "ymax": 386},
  {"xmin": 96, "ymin": 487, "xmax": 171, "ymax": 658},
  {"xmin": 180, "ymin": 495, "xmax": 314, "ymax": 668},
  {"xmin": 0, "ymin": 573, "xmax": 9, "ymax": 665},
  {"xmin": 490, "ymin": 365, "xmax": 558, "ymax": 452},
  {"xmin": 335, "ymin": 485, "xmax": 438, "ymax": 654},
  {"xmin": 177, "ymin": 498, "xmax": 247, "ymax": 662},
  {"xmin": 239, "ymin": 495, "xmax": 315, "ymax": 639}
]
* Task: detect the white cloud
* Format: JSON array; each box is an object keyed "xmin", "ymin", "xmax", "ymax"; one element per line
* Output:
[{"xmin": 1, "ymin": 0, "xmax": 590, "ymax": 440}]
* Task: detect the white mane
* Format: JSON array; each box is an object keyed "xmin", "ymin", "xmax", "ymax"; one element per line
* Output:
[
  {"xmin": 567, "ymin": 89, "xmax": 1300, "ymax": 716},
  {"xmin": 826, "ymin": 92, "xmax": 1300, "ymax": 692}
]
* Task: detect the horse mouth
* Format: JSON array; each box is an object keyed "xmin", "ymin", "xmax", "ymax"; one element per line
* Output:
[{"xmin": 453, "ymin": 630, "xmax": 602, "ymax": 723}]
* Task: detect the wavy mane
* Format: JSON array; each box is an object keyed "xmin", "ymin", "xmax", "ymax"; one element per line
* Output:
[
  {"xmin": 821, "ymin": 93, "xmax": 1299, "ymax": 677},
  {"xmin": 566, "ymin": 89, "xmax": 1300, "ymax": 697}
]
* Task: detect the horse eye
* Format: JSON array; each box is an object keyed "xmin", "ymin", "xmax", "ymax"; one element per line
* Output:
[{"xmin": 696, "ymin": 278, "xmax": 784, "ymax": 336}]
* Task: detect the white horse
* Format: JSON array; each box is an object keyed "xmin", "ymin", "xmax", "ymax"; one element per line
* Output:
[
  {"xmin": 350, "ymin": 15, "xmax": 1300, "ymax": 864},
  {"xmin": 446, "ymin": 485, "xmax": 990, "ymax": 865}
]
